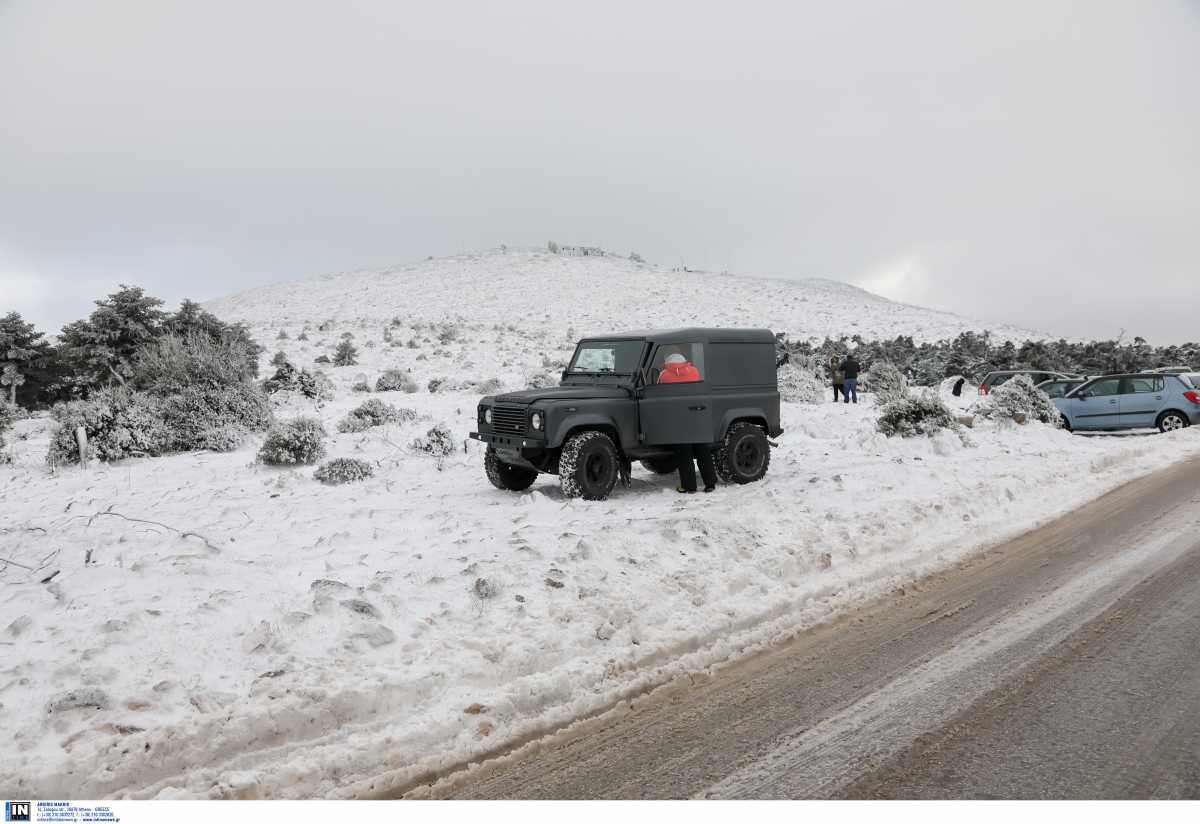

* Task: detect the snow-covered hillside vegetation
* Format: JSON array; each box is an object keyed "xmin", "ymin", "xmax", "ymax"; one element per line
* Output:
[
  {"xmin": 2, "ymin": 250, "xmax": 1195, "ymax": 800},
  {"xmin": 206, "ymin": 250, "xmax": 1047, "ymax": 345}
]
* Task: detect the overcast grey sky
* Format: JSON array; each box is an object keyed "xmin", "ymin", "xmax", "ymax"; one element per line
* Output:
[{"xmin": 2, "ymin": 0, "xmax": 1198, "ymax": 342}]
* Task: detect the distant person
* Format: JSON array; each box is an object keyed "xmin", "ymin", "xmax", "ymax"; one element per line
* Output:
[
  {"xmin": 952, "ymin": 377, "xmax": 965, "ymax": 397},
  {"xmin": 674, "ymin": 443, "xmax": 717, "ymax": 494},
  {"xmin": 658, "ymin": 351, "xmax": 701, "ymax": 384},
  {"xmin": 841, "ymin": 352, "xmax": 861, "ymax": 403},
  {"xmin": 829, "ymin": 354, "xmax": 845, "ymax": 402}
]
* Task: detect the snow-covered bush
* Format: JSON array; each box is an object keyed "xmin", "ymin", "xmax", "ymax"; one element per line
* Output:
[
  {"xmin": 351, "ymin": 379, "xmax": 371, "ymax": 393},
  {"xmin": 375, "ymin": 369, "xmax": 418, "ymax": 393},
  {"xmin": 132, "ymin": 330, "xmax": 260, "ymax": 395},
  {"xmin": 427, "ymin": 378, "xmax": 444, "ymax": 393},
  {"xmin": 877, "ymin": 391, "xmax": 959, "ymax": 438},
  {"xmin": 313, "ymin": 457, "xmax": 374, "ymax": 485},
  {"xmin": 973, "ymin": 374, "xmax": 1060, "ymax": 425},
  {"xmin": 777, "ymin": 356, "xmax": 825, "ymax": 404},
  {"xmin": 864, "ymin": 361, "xmax": 907, "ymax": 404},
  {"xmin": 475, "ymin": 377, "xmax": 504, "ymax": 394},
  {"xmin": 411, "ymin": 423, "xmax": 455, "ymax": 457},
  {"xmin": 159, "ymin": 383, "xmax": 273, "ymax": 450},
  {"xmin": 333, "ymin": 340, "xmax": 358, "ymax": 367},
  {"xmin": 337, "ymin": 399, "xmax": 415, "ymax": 433},
  {"xmin": 48, "ymin": 387, "xmax": 172, "ymax": 465},
  {"xmin": 526, "ymin": 371, "xmax": 558, "ymax": 389},
  {"xmin": 258, "ymin": 417, "xmax": 327, "ymax": 465},
  {"xmin": 0, "ymin": 399, "xmax": 16, "ymax": 458}
]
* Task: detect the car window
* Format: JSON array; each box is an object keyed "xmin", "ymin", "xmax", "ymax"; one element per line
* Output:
[
  {"xmin": 990, "ymin": 373, "xmax": 1012, "ymax": 387},
  {"xmin": 653, "ymin": 343, "xmax": 705, "ymax": 384},
  {"xmin": 1182, "ymin": 374, "xmax": 1200, "ymax": 390},
  {"xmin": 1041, "ymin": 382, "xmax": 1069, "ymax": 398},
  {"xmin": 568, "ymin": 341, "xmax": 644, "ymax": 374},
  {"xmin": 1082, "ymin": 378, "xmax": 1121, "ymax": 397},
  {"xmin": 1125, "ymin": 377, "xmax": 1164, "ymax": 394}
]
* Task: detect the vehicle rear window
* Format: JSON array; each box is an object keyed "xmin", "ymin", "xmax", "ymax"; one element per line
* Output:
[{"xmin": 1182, "ymin": 374, "xmax": 1200, "ymax": 389}]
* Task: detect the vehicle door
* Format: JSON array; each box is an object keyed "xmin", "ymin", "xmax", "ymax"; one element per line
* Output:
[
  {"xmin": 1118, "ymin": 376, "xmax": 1165, "ymax": 429},
  {"xmin": 638, "ymin": 342, "xmax": 714, "ymax": 445},
  {"xmin": 1066, "ymin": 377, "xmax": 1123, "ymax": 429}
]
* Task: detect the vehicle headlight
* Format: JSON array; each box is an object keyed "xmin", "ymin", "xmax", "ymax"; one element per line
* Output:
[
  {"xmin": 531, "ymin": 412, "xmax": 543, "ymax": 431},
  {"xmin": 484, "ymin": 408, "xmax": 493, "ymax": 425}
]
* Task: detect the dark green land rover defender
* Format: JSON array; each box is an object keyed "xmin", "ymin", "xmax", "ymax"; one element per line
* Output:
[{"xmin": 469, "ymin": 328, "xmax": 783, "ymax": 500}]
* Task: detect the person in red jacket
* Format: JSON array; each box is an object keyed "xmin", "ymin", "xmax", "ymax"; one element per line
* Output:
[{"xmin": 657, "ymin": 352, "xmax": 701, "ymax": 384}]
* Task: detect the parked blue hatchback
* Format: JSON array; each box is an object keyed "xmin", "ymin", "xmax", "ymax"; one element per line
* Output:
[{"xmin": 1054, "ymin": 373, "xmax": 1200, "ymax": 433}]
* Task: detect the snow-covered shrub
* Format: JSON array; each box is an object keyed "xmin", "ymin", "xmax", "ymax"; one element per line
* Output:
[
  {"xmin": 48, "ymin": 387, "xmax": 172, "ymax": 465},
  {"xmin": 411, "ymin": 423, "xmax": 455, "ymax": 457},
  {"xmin": 475, "ymin": 377, "xmax": 504, "ymax": 394},
  {"xmin": 877, "ymin": 391, "xmax": 959, "ymax": 438},
  {"xmin": 194, "ymin": 424, "xmax": 246, "ymax": 452},
  {"xmin": 337, "ymin": 399, "xmax": 415, "ymax": 433},
  {"xmin": 437, "ymin": 323, "xmax": 460, "ymax": 344},
  {"xmin": 973, "ymin": 374, "xmax": 1060, "ymax": 425},
  {"xmin": 297, "ymin": 330, "xmax": 309, "ymax": 341},
  {"xmin": 427, "ymin": 378, "xmax": 444, "ymax": 393},
  {"xmin": 864, "ymin": 361, "xmax": 908, "ymax": 404},
  {"xmin": 159, "ymin": 383, "xmax": 273, "ymax": 450},
  {"xmin": 333, "ymin": 340, "xmax": 358, "ymax": 367},
  {"xmin": 258, "ymin": 417, "xmax": 327, "ymax": 465},
  {"xmin": 313, "ymin": 457, "xmax": 374, "ymax": 485},
  {"xmin": 297, "ymin": 369, "xmax": 335, "ymax": 402},
  {"xmin": 777, "ymin": 356, "xmax": 825, "ymax": 404},
  {"xmin": 132, "ymin": 330, "xmax": 259, "ymax": 395},
  {"xmin": 351, "ymin": 379, "xmax": 371, "ymax": 393},
  {"xmin": 375, "ymin": 369, "xmax": 418, "ymax": 393},
  {"xmin": 314, "ymin": 354, "xmax": 331, "ymax": 364}
]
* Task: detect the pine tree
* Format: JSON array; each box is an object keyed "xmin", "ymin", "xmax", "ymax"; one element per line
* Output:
[{"xmin": 59, "ymin": 285, "xmax": 166, "ymax": 388}]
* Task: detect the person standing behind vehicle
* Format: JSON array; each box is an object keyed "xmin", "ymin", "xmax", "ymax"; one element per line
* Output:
[
  {"xmin": 829, "ymin": 353, "xmax": 845, "ymax": 402},
  {"xmin": 656, "ymin": 350, "xmax": 715, "ymax": 493},
  {"xmin": 841, "ymin": 352, "xmax": 861, "ymax": 404}
]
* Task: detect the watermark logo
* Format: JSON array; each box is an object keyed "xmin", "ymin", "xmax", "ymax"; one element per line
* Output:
[{"xmin": 3, "ymin": 802, "xmax": 30, "ymax": 822}]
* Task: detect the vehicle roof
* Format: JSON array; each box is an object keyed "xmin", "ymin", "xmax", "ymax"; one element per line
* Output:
[
  {"xmin": 1081, "ymin": 372, "xmax": 1184, "ymax": 381},
  {"xmin": 985, "ymin": 369, "xmax": 1071, "ymax": 375},
  {"xmin": 578, "ymin": 327, "xmax": 776, "ymax": 344}
]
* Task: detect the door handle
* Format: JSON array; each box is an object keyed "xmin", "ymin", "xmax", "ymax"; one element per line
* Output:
[{"xmin": 688, "ymin": 405, "xmax": 707, "ymax": 411}]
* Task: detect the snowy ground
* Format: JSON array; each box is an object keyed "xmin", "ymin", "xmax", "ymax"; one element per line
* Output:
[{"xmin": 1, "ymin": 252, "xmax": 1194, "ymax": 798}]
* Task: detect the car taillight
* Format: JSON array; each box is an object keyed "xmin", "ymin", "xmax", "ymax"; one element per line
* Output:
[{"xmin": 1184, "ymin": 390, "xmax": 1200, "ymax": 405}]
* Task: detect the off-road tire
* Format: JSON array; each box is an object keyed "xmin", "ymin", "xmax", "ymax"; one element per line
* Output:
[
  {"xmin": 560, "ymin": 431, "xmax": 620, "ymax": 501},
  {"xmin": 485, "ymin": 448, "xmax": 537, "ymax": 492},
  {"xmin": 640, "ymin": 456, "xmax": 679, "ymax": 475},
  {"xmin": 1156, "ymin": 410, "xmax": 1189, "ymax": 434},
  {"xmin": 716, "ymin": 422, "xmax": 770, "ymax": 484}
]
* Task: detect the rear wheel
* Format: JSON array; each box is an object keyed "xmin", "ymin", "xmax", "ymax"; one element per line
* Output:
[
  {"xmin": 560, "ymin": 431, "xmax": 620, "ymax": 500},
  {"xmin": 485, "ymin": 448, "xmax": 537, "ymax": 491},
  {"xmin": 716, "ymin": 422, "xmax": 771, "ymax": 484},
  {"xmin": 1157, "ymin": 410, "xmax": 1189, "ymax": 434},
  {"xmin": 640, "ymin": 455, "xmax": 679, "ymax": 475}
]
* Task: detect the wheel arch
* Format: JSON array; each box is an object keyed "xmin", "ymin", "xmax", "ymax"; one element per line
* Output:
[
  {"xmin": 1156, "ymin": 408, "xmax": 1191, "ymax": 429},
  {"xmin": 719, "ymin": 409, "xmax": 769, "ymax": 440}
]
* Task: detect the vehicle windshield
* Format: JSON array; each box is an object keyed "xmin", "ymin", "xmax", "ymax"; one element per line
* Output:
[{"xmin": 566, "ymin": 340, "xmax": 644, "ymax": 375}]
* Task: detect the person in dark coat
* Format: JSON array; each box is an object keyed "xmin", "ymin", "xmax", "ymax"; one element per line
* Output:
[
  {"xmin": 841, "ymin": 353, "xmax": 861, "ymax": 403},
  {"xmin": 674, "ymin": 443, "xmax": 717, "ymax": 493},
  {"xmin": 829, "ymin": 353, "xmax": 844, "ymax": 402}
]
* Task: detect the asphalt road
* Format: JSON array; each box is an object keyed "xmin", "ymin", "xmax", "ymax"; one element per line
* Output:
[{"xmin": 440, "ymin": 457, "xmax": 1200, "ymax": 799}]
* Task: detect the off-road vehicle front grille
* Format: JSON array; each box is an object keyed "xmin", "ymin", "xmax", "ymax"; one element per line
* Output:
[{"xmin": 490, "ymin": 404, "xmax": 527, "ymax": 435}]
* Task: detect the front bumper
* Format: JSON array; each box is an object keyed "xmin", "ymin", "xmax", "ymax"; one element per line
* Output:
[{"xmin": 469, "ymin": 431, "xmax": 546, "ymax": 449}]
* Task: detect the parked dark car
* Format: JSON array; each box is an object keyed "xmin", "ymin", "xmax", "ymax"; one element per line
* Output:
[
  {"xmin": 979, "ymin": 369, "xmax": 1076, "ymax": 395},
  {"xmin": 469, "ymin": 328, "xmax": 783, "ymax": 500},
  {"xmin": 1054, "ymin": 373, "xmax": 1200, "ymax": 433}
]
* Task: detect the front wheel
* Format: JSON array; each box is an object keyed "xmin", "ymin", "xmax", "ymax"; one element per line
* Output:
[
  {"xmin": 485, "ymin": 448, "xmax": 537, "ymax": 491},
  {"xmin": 716, "ymin": 422, "xmax": 771, "ymax": 484},
  {"xmin": 1157, "ymin": 410, "xmax": 1189, "ymax": 434},
  {"xmin": 560, "ymin": 431, "xmax": 620, "ymax": 500}
]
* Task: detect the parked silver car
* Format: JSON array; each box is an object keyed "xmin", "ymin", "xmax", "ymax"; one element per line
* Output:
[
  {"xmin": 979, "ymin": 369, "xmax": 1075, "ymax": 396},
  {"xmin": 1054, "ymin": 373, "xmax": 1200, "ymax": 433},
  {"xmin": 1035, "ymin": 376, "xmax": 1087, "ymax": 399}
]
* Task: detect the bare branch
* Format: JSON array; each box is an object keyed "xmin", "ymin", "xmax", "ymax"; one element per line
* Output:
[{"xmin": 86, "ymin": 507, "xmax": 222, "ymax": 553}]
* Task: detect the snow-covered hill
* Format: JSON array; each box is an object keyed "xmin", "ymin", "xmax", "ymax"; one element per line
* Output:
[
  {"xmin": 205, "ymin": 250, "xmax": 1048, "ymax": 344},
  {"xmin": 7, "ymin": 250, "xmax": 1196, "ymax": 801}
]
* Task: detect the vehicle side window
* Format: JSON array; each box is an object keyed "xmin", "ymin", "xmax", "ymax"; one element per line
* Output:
[
  {"xmin": 1042, "ymin": 382, "xmax": 1065, "ymax": 398},
  {"xmin": 653, "ymin": 343, "xmax": 705, "ymax": 384},
  {"xmin": 1083, "ymin": 378, "xmax": 1121, "ymax": 397},
  {"xmin": 991, "ymin": 374, "xmax": 1012, "ymax": 387},
  {"xmin": 1125, "ymin": 377, "xmax": 1164, "ymax": 394}
]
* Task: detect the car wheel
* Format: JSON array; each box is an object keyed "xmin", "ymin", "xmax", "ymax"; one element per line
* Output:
[
  {"xmin": 716, "ymin": 422, "xmax": 771, "ymax": 484},
  {"xmin": 1060, "ymin": 413, "xmax": 1072, "ymax": 432},
  {"xmin": 560, "ymin": 431, "xmax": 620, "ymax": 500},
  {"xmin": 1157, "ymin": 411, "xmax": 1189, "ymax": 434},
  {"xmin": 640, "ymin": 456, "xmax": 679, "ymax": 475},
  {"xmin": 485, "ymin": 448, "xmax": 537, "ymax": 491}
]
